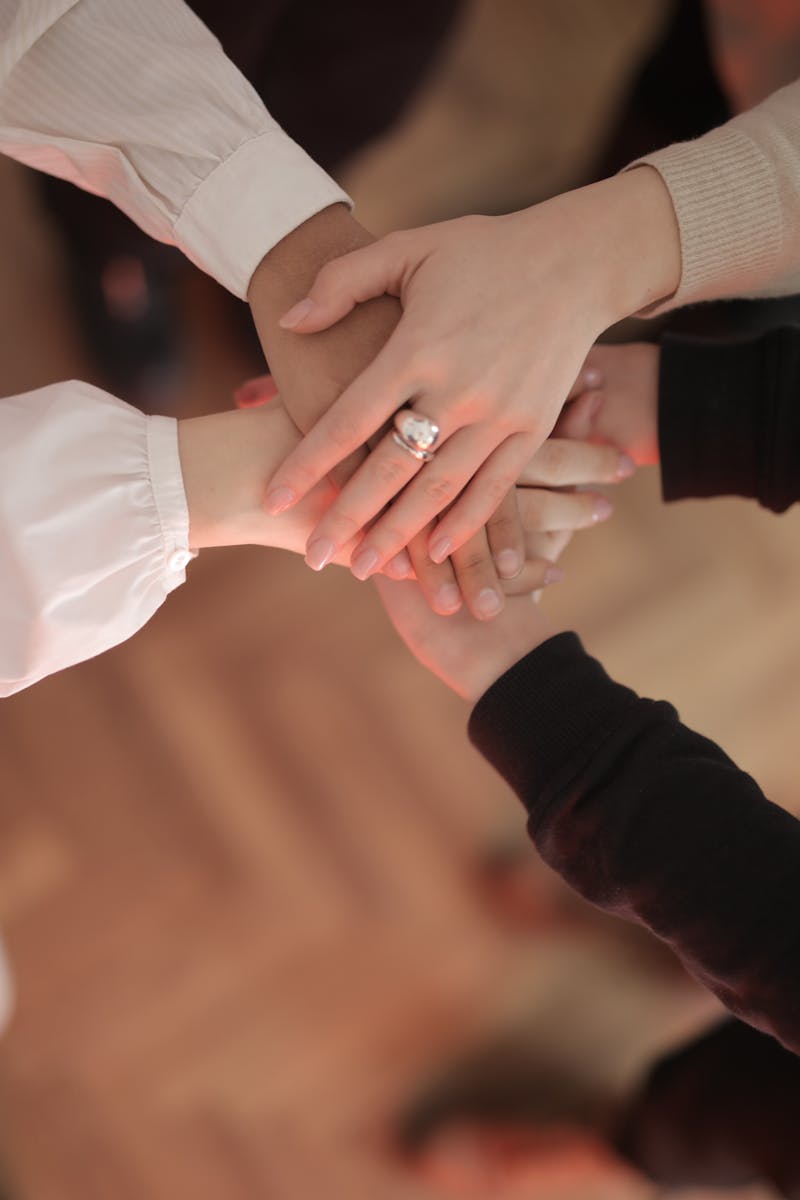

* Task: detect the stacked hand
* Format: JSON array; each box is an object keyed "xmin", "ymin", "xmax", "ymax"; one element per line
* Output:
[
  {"xmin": 234, "ymin": 373, "xmax": 636, "ymax": 614},
  {"xmin": 260, "ymin": 170, "xmax": 679, "ymax": 607},
  {"xmin": 374, "ymin": 339, "xmax": 661, "ymax": 700}
]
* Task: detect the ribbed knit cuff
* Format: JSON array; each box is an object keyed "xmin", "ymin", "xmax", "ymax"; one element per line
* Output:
[
  {"xmin": 468, "ymin": 632, "xmax": 641, "ymax": 809},
  {"xmin": 659, "ymin": 332, "xmax": 762, "ymax": 504},
  {"xmin": 659, "ymin": 327, "xmax": 800, "ymax": 513},
  {"xmin": 625, "ymin": 125, "xmax": 782, "ymax": 315}
]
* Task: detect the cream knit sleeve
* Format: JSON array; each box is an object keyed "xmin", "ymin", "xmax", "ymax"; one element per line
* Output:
[{"xmin": 629, "ymin": 77, "xmax": 800, "ymax": 313}]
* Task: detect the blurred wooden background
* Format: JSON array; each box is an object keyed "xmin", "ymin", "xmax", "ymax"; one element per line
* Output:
[{"xmin": 0, "ymin": 2, "xmax": 795, "ymax": 1196}]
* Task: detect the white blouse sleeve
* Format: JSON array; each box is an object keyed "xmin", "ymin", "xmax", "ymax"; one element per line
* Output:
[
  {"xmin": 0, "ymin": 0, "xmax": 351, "ymax": 298},
  {"xmin": 0, "ymin": 381, "xmax": 193, "ymax": 696}
]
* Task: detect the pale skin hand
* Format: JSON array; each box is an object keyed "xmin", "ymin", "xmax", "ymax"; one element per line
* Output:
[
  {"xmin": 246, "ymin": 202, "xmax": 529, "ymax": 619},
  {"xmin": 176, "ymin": 400, "xmax": 635, "ymax": 604},
  {"xmin": 231, "ymin": 373, "xmax": 636, "ymax": 616},
  {"xmin": 263, "ymin": 168, "xmax": 679, "ymax": 582},
  {"xmin": 559, "ymin": 342, "xmax": 660, "ymax": 464}
]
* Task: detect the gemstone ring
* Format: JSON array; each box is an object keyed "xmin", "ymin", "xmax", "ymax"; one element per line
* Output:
[{"xmin": 392, "ymin": 409, "xmax": 440, "ymax": 463}]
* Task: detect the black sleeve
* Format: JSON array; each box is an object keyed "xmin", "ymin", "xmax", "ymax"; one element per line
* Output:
[
  {"xmin": 469, "ymin": 632, "xmax": 800, "ymax": 1056},
  {"xmin": 658, "ymin": 325, "xmax": 800, "ymax": 512}
]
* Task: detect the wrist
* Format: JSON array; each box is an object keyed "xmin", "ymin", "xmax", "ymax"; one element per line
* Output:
[{"xmin": 593, "ymin": 169, "xmax": 681, "ymax": 322}]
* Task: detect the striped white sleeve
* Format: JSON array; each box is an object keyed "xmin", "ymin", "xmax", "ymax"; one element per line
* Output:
[{"xmin": 0, "ymin": 0, "xmax": 351, "ymax": 297}]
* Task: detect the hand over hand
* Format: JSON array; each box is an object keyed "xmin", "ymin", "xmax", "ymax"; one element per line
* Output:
[
  {"xmin": 237, "ymin": 373, "xmax": 634, "ymax": 615},
  {"xmin": 263, "ymin": 170, "xmax": 678, "ymax": 582}
]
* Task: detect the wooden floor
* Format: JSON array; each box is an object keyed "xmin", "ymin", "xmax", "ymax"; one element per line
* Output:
[{"xmin": 0, "ymin": 142, "xmax": 794, "ymax": 1200}]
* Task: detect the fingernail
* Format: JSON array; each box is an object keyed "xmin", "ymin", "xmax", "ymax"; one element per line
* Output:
[
  {"xmin": 543, "ymin": 565, "xmax": 565, "ymax": 586},
  {"xmin": 351, "ymin": 547, "xmax": 380, "ymax": 581},
  {"xmin": 436, "ymin": 583, "xmax": 462, "ymax": 613},
  {"xmin": 475, "ymin": 588, "xmax": 503, "ymax": 619},
  {"xmin": 386, "ymin": 550, "xmax": 412, "ymax": 578},
  {"xmin": 265, "ymin": 486, "xmax": 296, "ymax": 515},
  {"xmin": 616, "ymin": 454, "xmax": 636, "ymax": 480},
  {"xmin": 306, "ymin": 537, "xmax": 336, "ymax": 572},
  {"xmin": 495, "ymin": 548, "xmax": 522, "ymax": 579},
  {"xmin": 584, "ymin": 367, "xmax": 603, "ymax": 388},
  {"xmin": 429, "ymin": 536, "xmax": 453, "ymax": 564},
  {"xmin": 592, "ymin": 496, "xmax": 614, "ymax": 523},
  {"xmin": 278, "ymin": 298, "xmax": 314, "ymax": 329}
]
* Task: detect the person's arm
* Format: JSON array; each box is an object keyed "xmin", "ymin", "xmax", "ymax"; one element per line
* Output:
[
  {"xmin": 0, "ymin": 378, "xmax": 626, "ymax": 696},
  {"xmin": 377, "ymin": 581, "xmax": 800, "ymax": 1055},
  {"xmin": 262, "ymin": 77, "xmax": 800, "ymax": 578},
  {"xmin": 468, "ymin": 633, "xmax": 800, "ymax": 1056}
]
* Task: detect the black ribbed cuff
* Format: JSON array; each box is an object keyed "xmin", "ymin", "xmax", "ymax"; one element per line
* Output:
[
  {"xmin": 468, "ymin": 632, "xmax": 641, "ymax": 809},
  {"xmin": 659, "ymin": 327, "xmax": 800, "ymax": 513}
]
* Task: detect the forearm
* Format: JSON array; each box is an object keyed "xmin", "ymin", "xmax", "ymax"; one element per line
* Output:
[
  {"xmin": 630, "ymin": 77, "xmax": 800, "ymax": 311},
  {"xmin": 178, "ymin": 401, "xmax": 347, "ymax": 555},
  {"xmin": 247, "ymin": 204, "xmax": 400, "ymax": 445},
  {"xmin": 0, "ymin": 0, "xmax": 348, "ymax": 298},
  {"xmin": 469, "ymin": 632, "xmax": 800, "ymax": 1053}
]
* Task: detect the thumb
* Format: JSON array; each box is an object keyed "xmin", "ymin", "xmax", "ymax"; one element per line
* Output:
[{"xmin": 278, "ymin": 233, "xmax": 412, "ymax": 334}]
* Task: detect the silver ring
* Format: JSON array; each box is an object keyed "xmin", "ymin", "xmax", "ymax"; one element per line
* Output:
[
  {"xmin": 392, "ymin": 430, "xmax": 434, "ymax": 462},
  {"xmin": 393, "ymin": 408, "xmax": 440, "ymax": 458}
]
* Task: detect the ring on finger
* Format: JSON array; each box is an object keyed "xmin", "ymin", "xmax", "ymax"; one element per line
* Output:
[{"xmin": 393, "ymin": 408, "xmax": 440, "ymax": 461}]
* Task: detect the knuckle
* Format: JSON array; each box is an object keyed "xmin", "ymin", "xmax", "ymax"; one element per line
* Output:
[
  {"xmin": 374, "ymin": 455, "xmax": 410, "ymax": 488},
  {"xmin": 455, "ymin": 548, "xmax": 491, "ymax": 576},
  {"xmin": 422, "ymin": 474, "xmax": 457, "ymax": 505},
  {"xmin": 326, "ymin": 411, "xmax": 359, "ymax": 451},
  {"xmin": 537, "ymin": 439, "xmax": 569, "ymax": 477},
  {"xmin": 485, "ymin": 473, "xmax": 516, "ymax": 504}
]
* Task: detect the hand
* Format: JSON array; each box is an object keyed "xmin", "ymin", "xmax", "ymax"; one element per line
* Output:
[
  {"xmin": 247, "ymin": 213, "xmax": 529, "ymax": 619},
  {"xmin": 234, "ymin": 375, "xmax": 635, "ymax": 619},
  {"xmin": 375, "ymin": 575, "xmax": 555, "ymax": 702},
  {"xmin": 559, "ymin": 342, "xmax": 660, "ymax": 465},
  {"xmin": 263, "ymin": 169, "xmax": 679, "ymax": 580}
]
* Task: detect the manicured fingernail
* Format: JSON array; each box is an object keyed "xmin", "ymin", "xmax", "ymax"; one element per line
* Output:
[
  {"xmin": 584, "ymin": 367, "xmax": 603, "ymax": 388},
  {"xmin": 616, "ymin": 454, "xmax": 636, "ymax": 480},
  {"xmin": 279, "ymin": 298, "xmax": 314, "ymax": 329},
  {"xmin": 436, "ymin": 583, "xmax": 462, "ymax": 613},
  {"xmin": 386, "ymin": 550, "xmax": 412, "ymax": 578},
  {"xmin": 306, "ymin": 537, "xmax": 335, "ymax": 572},
  {"xmin": 351, "ymin": 548, "xmax": 380, "ymax": 580},
  {"xmin": 495, "ymin": 548, "xmax": 522, "ymax": 579},
  {"xmin": 475, "ymin": 588, "xmax": 503, "ymax": 619},
  {"xmin": 543, "ymin": 565, "xmax": 565, "ymax": 586},
  {"xmin": 592, "ymin": 496, "xmax": 614, "ymax": 523},
  {"xmin": 429, "ymin": 536, "xmax": 453, "ymax": 564},
  {"xmin": 265, "ymin": 486, "xmax": 296, "ymax": 515}
]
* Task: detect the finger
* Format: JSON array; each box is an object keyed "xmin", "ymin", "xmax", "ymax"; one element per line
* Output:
[
  {"xmin": 485, "ymin": 489, "xmax": 526, "ymax": 581},
  {"xmin": 263, "ymin": 340, "xmax": 415, "ymax": 514},
  {"xmin": 566, "ymin": 358, "xmax": 605, "ymax": 401},
  {"xmin": 235, "ymin": 374, "xmax": 278, "ymax": 408},
  {"xmin": 517, "ymin": 487, "xmax": 613, "ymax": 533},
  {"xmin": 518, "ymin": 437, "xmax": 635, "ymax": 489},
  {"xmin": 345, "ymin": 424, "xmax": 508, "ymax": 579},
  {"xmin": 304, "ymin": 428, "xmax": 422, "ymax": 570},
  {"xmin": 501, "ymin": 557, "xmax": 565, "ymax": 597},
  {"xmin": 407, "ymin": 527, "xmax": 462, "ymax": 616},
  {"xmin": 554, "ymin": 391, "xmax": 603, "ymax": 440},
  {"xmin": 450, "ymin": 530, "xmax": 505, "ymax": 622},
  {"xmin": 278, "ymin": 231, "xmax": 419, "ymax": 333},
  {"xmin": 382, "ymin": 548, "xmax": 413, "ymax": 580},
  {"xmin": 428, "ymin": 434, "xmax": 536, "ymax": 563}
]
